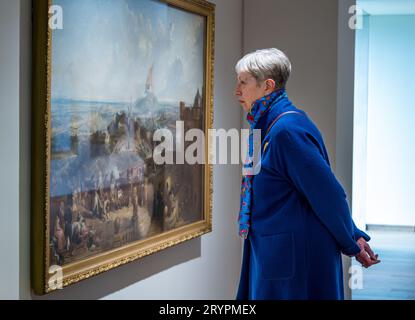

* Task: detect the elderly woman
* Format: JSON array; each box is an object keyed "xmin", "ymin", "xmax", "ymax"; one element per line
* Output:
[{"xmin": 235, "ymin": 48, "xmax": 380, "ymax": 300}]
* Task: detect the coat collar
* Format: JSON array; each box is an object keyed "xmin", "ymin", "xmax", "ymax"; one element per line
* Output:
[{"xmin": 254, "ymin": 93, "xmax": 295, "ymax": 136}]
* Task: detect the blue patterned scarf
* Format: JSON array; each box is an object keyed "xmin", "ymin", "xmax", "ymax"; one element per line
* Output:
[{"xmin": 238, "ymin": 88, "xmax": 287, "ymax": 239}]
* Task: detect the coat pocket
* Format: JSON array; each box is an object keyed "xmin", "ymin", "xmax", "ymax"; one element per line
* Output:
[{"xmin": 258, "ymin": 232, "xmax": 295, "ymax": 280}]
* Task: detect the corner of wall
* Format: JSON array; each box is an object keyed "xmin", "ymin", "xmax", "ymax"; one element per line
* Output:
[
  {"xmin": 19, "ymin": 0, "xmax": 33, "ymax": 300},
  {"xmin": 336, "ymin": 0, "xmax": 356, "ymax": 301}
]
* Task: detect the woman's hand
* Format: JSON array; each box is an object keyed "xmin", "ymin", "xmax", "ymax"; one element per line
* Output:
[{"xmin": 355, "ymin": 237, "xmax": 381, "ymax": 268}]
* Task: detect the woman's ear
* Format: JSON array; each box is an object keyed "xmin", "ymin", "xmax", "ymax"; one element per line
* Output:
[{"xmin": 265, "ymin": 79, "xmax": 276, "ymax": 92}]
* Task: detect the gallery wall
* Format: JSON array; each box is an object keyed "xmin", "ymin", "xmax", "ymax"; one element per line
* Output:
[
  {"xmin": 0, "ymin": 0, "xmax": 359, "ymax": 300},
  {"xmin": 352, "ymin": 14, "xmax": 370, "ymax": 230},
  {"xmin": 243, "ymin": 0, "xmax": 340, "ymax": 167},
  {"xmin": 0, "ymin": 0, "xmax": 244, "ymax": 299},
  {"xmin": 242, "ymin": 0, "xmax": 357, "ymax": 299},
  {"xmin": 365, "ymin": 15, "xmax": 415, "ymax": 227},
  {"xmin": 0, "ymin": 0, "xmax": 21, "ymax": 300}
]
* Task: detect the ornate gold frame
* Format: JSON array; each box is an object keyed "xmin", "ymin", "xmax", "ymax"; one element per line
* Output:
[{"xmin": 31, "ymin": 0, "xmax": 215, "ymax": 295}]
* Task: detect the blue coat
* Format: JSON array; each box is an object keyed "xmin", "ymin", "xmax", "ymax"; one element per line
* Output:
[{"xmin": 236, "ymin": 95, "xmax": 370, "ymax": 300}]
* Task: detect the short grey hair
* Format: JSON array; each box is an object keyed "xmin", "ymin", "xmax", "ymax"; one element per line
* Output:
[{"xmin": 235, "ymin": 48, "xmax": 291, "ymax": 89}]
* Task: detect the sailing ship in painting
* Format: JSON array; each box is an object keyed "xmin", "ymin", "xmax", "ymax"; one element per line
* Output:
[{"xmin": 50, "ymin": 66, "xmax": 204, "ymax": 266}]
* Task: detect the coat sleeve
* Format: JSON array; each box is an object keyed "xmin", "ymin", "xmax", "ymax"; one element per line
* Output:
[
  {"xmin": 352, "ymin": 220, "xmax": 371, "ymax": 242},
  {"xmin": 271, "ymin": 127, "xmax": 361, "ymax": 256}
]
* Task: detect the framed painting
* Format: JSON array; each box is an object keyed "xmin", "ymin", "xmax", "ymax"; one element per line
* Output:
[{"xmin": 31, "ymin": 0, "xmax": 214, "ymax": 294}]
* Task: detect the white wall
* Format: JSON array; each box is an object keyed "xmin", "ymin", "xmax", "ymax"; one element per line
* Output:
[
  {"xmin": 352, "ymin": 14, "xmax": 370, "ymax": 230},
  {"xmin": 0, "ymin": 0, "xmax": 244, "ymax": 299},
  {"xmin": 243, "ymin": 0, "xmax": 339, "ymax": 165},
  {"xmin": 0, "ymin": 0, "xmax": 367, "ymax": 300},
  {"xmin": 365, "ymin": 15, "xmax": 415, "ymax": 226},
  {"xmin": 0, "ymin": 0, "xmax": 21, "ymax": 299},
  {"xmin": 336, "ymin": 0, "xmax": 357, "ymax": 301}
]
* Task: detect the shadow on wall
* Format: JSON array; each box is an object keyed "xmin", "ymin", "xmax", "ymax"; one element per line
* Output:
[{"xmin": 31, "ymin": 238, "xmax": 201, "ymax": 299}]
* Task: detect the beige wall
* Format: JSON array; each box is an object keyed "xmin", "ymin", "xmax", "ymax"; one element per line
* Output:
[
  {"xmin": 0, "ymin": 0, "xmax": 244, "ymax": 299},
  {"xmin": 0, "ymin": 0, "xmax": 21, "ymax": 299},
  {"xmin": 1, "ymin": 0, "xmax": 357, "ymax": 300},
  {"xmin": 337, "ymin": 0, "xmax": 357, "ymax": 301}
]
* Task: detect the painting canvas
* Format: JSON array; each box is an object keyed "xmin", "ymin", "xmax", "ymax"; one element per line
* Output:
[{"xmin": 31, "ymin": 0, "xmax": 214, "ymax": 294}]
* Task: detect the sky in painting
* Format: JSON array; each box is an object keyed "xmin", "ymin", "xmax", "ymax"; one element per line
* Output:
[{"xmin": 51, "ymin": 0, "xmax": 205, "ymax": 104}]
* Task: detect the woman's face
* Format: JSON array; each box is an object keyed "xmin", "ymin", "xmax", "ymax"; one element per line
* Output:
[{"xmin": 235, "ymin": 72, "xmax": 267, "ymax": 112}]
